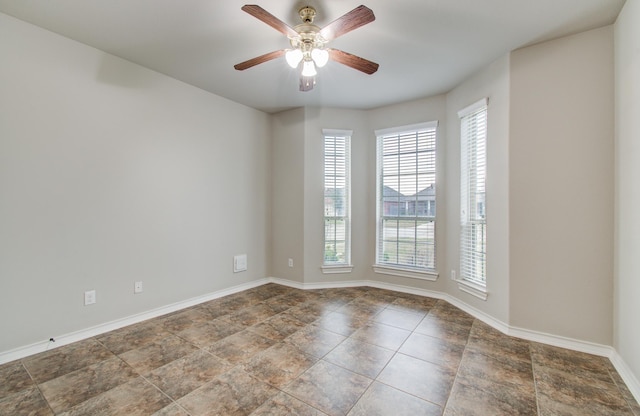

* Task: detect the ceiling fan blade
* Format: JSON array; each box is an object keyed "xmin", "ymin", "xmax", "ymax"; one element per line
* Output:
[
  {"xmin": 328, "ymin": 49, "xmax": 379, "ymax": 75},
  {"xmin": 234, "ymin": 50, "xmax": 286, "ymax": 71},
  {"xmin": 320, "ymin": 5, "xmax": 375, "ymax": 42},
  {"xmin": 241, "ymin": 5, "xmax": 298, "ymax": 38}
]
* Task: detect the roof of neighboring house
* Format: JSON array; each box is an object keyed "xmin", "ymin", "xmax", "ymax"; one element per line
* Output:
[{"xmin": 382, "ymin": 185, "xmax": 435, "ymax": 201}]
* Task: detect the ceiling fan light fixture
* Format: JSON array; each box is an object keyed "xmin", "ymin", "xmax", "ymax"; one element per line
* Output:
[
  {"xmin": 311, "ymin": 48, "xmax": 329, "ymax": 68},
  {"xmin": 235, "ymin": 4, "xmax": 378, "ymax": 91},
  {"xmin": 285, "ymin": 48, "xmax": 303, "ymax": 68},
  {"xmin": 301, "ymin": 59, "xmax": 317, "ymax": 77}
]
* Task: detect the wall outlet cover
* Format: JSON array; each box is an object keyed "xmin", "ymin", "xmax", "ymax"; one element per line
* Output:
[
  {"xmin": 84, "ymin": 290, "xmax": 96, "ymax": 305},
  {"xmin": 234, "ymin": 254, "xmax": 248, "ymax": 273}
]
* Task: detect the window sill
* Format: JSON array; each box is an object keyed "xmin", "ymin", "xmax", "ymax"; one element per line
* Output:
[
  {"xmin": 372, "ymin": 264, "xmax": 438, "ymax": 281},
  {"xmin": 456, "ymin": 278, "xmax": 488, "ymax": 301},
  {"xmin": 321, "ymin": 264, "xmax": 354, "ymax": 274}
]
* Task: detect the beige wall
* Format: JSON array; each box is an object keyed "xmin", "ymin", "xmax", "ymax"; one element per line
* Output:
[
  {"xmin": 445, "ymin": 55, "xmax": 511, "ymax": 323},
  {"xmin": 509, "ymin": 26, "xmax": 615, "ymax": 344},
  {"xmin": 0, "ymin": 13, "xmax": 271, "ymax": 352},
  {"xmin": 271, "ymin": 108, "xmax": 305, "ymax": 282},
  {"xmin": 614, "ymin": 0, "xmax": 640, "ymax": 384}
]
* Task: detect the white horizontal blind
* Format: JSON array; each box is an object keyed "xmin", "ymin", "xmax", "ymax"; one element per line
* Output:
[
  {"xmin": 376, "ymin": 122, "xmax": 437, "ymax": 270},
  {"xmin": 460, "ymin": 100, "xmax": 487, "ymax": 284},
  {"xmin": 323, "ymin": 131, "xmax": 351, "ymax": 265}
]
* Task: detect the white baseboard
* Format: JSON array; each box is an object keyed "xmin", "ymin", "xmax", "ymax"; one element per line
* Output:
[
  {"xmin": 0, "ymin": 278, "xmax": 269, "ymax": 365},
  {"xmin": 2, "ymin": 275, "xmax": 639, "ymax": 406}
]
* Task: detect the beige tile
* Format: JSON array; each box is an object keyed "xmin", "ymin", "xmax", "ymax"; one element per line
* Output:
[
  {"xmin": 248, "ymin": 313, "xmax": 307, "ymax": 341},
  {"xmin": 609, "ymin": 369, "xmax": 640, "ymax": 415},
  {"xmin": 9, "ymin": 284, "xmax": 636, "ymax": 416},
  {"xmin": 467, "ymin": 320, "xmax": 531, "ymax": 362},
  {"xmin": 207, "ymin": 329, "xmax": 276, "ymax": 364},
  {"xmin": 372, "ymin": 307, "xmax": 424, "ymax": 330},
  {"xmin": 251, "ymin": 391, "xmax": 325, "ymax": 415},
  {"xmin": 263, "ymin": 295, "xmax": 300, "ymax": 313},
  {"xmin": 414, "ymin": 315, "xmax": 471, "ymax": 346},
  {"xmin": 534, "ymin": 364, "xmax": 633, "ymax": 416},
  {"xmin": 197, "ymin": 301, "xmax": 232, "ymax": 320},
  {"xmin": 177, "ymin": 367, "xmax": 277, "ymax": 416},
  {"xmin": 22, "ymin": 338, "xmax": 114, "ymax": 384},
  {"xmin": 227, "ymin": 303, "xmax": 281, "ymax": 327},
  {"xmin": 216, "ymin": 292, "xmax": 261, "ymax": 312},
  {"xmin": 119, "ymin": 334, "xmax": 198, "ymax": 373},
  {"xmin": 0, "ymin": 387, "xmax": 53, "ymax": 416},
  {"xmin": 152, "ymin": 403, "xmax": 191, "ymax": 416},
  {"xmin": 243, "ymin": 343, "xmax": 318, "ymax": 388},
  {"xmin": 350, "ymin": 322, "xmax": 411, "ymax": 351},
  {"xmin": 377, "ymin": 353, "xmax": 455, "ymax": 406},
  {"xmin": 255, "ymin": 283, "xmax": 293, "ymax": 299},
  {"xmin": 284, "ymin": 303, "xmax": 332, "ymax": 324},
  {"xmin": 324, "ymin": 338, "xmax": 394, "ymax": 378},
  {"xmin": 0, "ymin": 360, "xmax": 34, "ymax": 399},
  {"xmin": 531, "ymin": 342, "xmax": 613, "ymax": 383},
  {"xmin": 315, "ymin": 311, "xmax": 370, "ymax": 337},
  {"xmin": 334, "ymin": 301, "xmax": 384, "ymax": 322},
  {"xmin": 446, "ymin": 375, "xmax": 537, "ymax": 415},
  {"xmin": 175, "ymin": 317, "xmax": 244, "ymax": 347},
  {"xmin": 38, "ymin": 356, "xmax": 137, "ymax": 413},
  {"xmin": 157, "ymin": 307, "xmax": 217, "ymax": 333},
  {"xmin": 387, "ymin": 294, "xmax": 438, "ymax": 314},
  {"xmin": 459, "ymin": 348, "xmax": 534, "ymax": 390},
  {"xmin": 275, "ymin": 291, "xmax": 319, "ymax": 308},
  {"xmin": 428, "ymin": 301, "xmax": 475, "ymax": 326},
  {"xmin": 348, "ymin": 381, "xmax": 442, "ymax": 416},
  {"xmin": 96, "ymin": 321, "xmax": 170, "ymax": 355},
  {"xmin": 285, "ymin": 325, "xmax": 346, "ymax": 358},
  {"xmin": 144, "ymin": 350, "xmax": 231, "ymax": 400},
  {"xmin": 340, "ymin": 297, "xmax": 387, "ymax": 314},
  {"xmin": 285, "ymin": 361, "xmax": 372, "ymax": 416},
  {"xmin": 57, "ymin": 377, "xmax": 171, "ymax": 416},
  {"xmin": 399, "ymin": 332, "xmax": 465, "ymax": 371}
]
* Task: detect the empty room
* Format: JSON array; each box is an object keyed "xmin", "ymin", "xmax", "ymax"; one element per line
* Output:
[{"xmin": 1, "ymin": 0, "xmax": 639, "ymax": 415}]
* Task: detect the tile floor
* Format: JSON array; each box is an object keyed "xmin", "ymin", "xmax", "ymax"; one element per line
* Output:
[{"xmin": 1, "ymin": 284, "xmax": 639, "ymax": 415}]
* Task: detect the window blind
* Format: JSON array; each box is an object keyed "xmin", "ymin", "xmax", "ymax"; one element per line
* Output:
[
  {"xmin": 323, "ymin": 130, "xmax": 351, "ymax": 265},
  {"xmin": 459, "ymin": 99, "xmax": 487, "ymax": 284},
  {"xmin": 375, "ymin": 122, "xmax": 438, "ymax": 271}
]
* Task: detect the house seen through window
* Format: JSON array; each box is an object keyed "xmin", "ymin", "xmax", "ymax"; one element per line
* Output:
[{"xmin": 375, "ymin": 122, "xmax": 438, "ymax": 273}]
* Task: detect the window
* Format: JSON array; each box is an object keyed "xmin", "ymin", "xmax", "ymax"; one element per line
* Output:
[
  {"xmin": 323, "ymin": 129, "xmax": 352, "ymax": 272},
  {"xmin": 374, "ymin": 121, "xmax": 438, "ymax": 279},
  {"xmin": 459, "ymin": 99, "xmax": 487, "ymax": 288}
]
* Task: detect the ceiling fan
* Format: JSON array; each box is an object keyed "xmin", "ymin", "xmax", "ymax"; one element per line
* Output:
[{"xmin": 234, "ymin": 4, "xmax": 379, "ymax": 91}]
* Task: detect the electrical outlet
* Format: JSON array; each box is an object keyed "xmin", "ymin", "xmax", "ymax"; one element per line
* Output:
[
  {"xmin": 84, "ymin": 290, "xmax": 96, "ymax": 305},
  {"xmin": 450, "ymin": 270, "xmax": 457, "ymax": 281},
  {"xmin": 134, "ymin": 281, "xmax": 143, "ymax": 294},
  {"xmin": 288, "ymin": 258, "xmax": 293, "ymax": 267}
]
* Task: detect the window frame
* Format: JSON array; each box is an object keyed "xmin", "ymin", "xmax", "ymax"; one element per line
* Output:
[
  {"xmin": 458, "ymin": 98, "xmax": 488, "ymax": 300},
  {"xmin": 373, "ymin": 121, "xmax": 439, "ymax": 281},
  {"xmin": 321, "ymin": 129, "xmax": 353, "ymax": 274}
]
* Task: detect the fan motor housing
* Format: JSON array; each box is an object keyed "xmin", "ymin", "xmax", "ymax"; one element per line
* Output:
[{"xmin": 299, "ymin": 6, "xmax": 316, "ymax": 23}]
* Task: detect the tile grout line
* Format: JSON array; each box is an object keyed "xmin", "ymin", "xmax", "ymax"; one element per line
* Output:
[{"xmin": 18, "ymin": 360, "xmax": 57, "ymax": 416}]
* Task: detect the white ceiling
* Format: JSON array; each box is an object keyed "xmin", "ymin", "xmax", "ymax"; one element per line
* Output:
[{"xmin": 0, "ymin": 0, "xmax": 625, "ymax": 113}]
